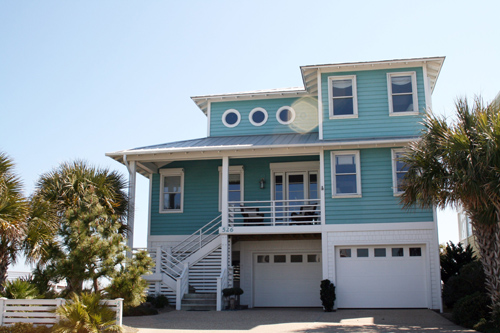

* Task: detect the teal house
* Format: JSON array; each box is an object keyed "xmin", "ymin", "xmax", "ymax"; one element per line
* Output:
[{"xmin": 107, "ymin": 57, "xmax": 445, "ymax": 311}]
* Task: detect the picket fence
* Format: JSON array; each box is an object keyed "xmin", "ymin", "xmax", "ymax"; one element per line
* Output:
[{"xmin": 0, "ymin": 298, "xmax": 123, "ymax": 327}]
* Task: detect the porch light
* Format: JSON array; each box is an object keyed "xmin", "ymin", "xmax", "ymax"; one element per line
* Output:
[{"xmin": 260, "ymin": 178, "xmax": 266, "ymax": 189}]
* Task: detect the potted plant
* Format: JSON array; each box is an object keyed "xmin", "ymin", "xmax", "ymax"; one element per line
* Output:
[
  {"xmin": 222, "ymin": 287, "xmax": 244, "ymax": 310},
  {"xmin": 320, "ymin": 279, "xmax": 336, "ymax": 312}
]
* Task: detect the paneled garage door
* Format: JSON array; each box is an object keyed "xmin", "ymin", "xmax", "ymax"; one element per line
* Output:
[
  {"xmin": 253, "ymin": 253, "xmax": 322, "ymax": 307},
  {"xmin": 336, "ymin": 245, "xmax": 427, "ymax": 308}
]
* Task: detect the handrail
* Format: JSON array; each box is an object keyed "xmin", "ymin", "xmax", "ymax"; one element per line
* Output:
[
  {"xmin": 176, "ymin": 264, "xmax": 189, "ymax": 310},
  {"xmin": 216, "ymin": 267, "xmax": 228, "ymax": 311}
]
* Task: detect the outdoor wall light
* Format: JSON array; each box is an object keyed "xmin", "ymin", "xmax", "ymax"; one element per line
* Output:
[{"xmin": 260, "ymin": 178, "xmax": 266, "ymax": 189}]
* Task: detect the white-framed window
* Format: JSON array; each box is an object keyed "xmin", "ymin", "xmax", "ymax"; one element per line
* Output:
[
  {"xmin": 276, "ymin": 106, "xmax": 295, "ymax": 125},
  {"xmin": 328, "ymin": 75, "xmax": 358, "ymax": 118},
  {"xmin": 387, "ymin": 72, "xmax": 419, "ymax": 115},
  {"xmin": 392, "ymin": 149, "xmax": 409, "ymax": 195},
  {"xmin": 249, "ymin": 107, "xmax": 268, "ymax": 126},
  {"xmin": 331, "ymin": 151, "xmax": 361, "ymax": 197},
  {"xmin": 159, "ymin": 168, "xmax": 184, "ymax": 213},
  {"xmin": 222, "ymin": 109, "xmax": 241, "ymax": 127},
  {"xmin": 218, "ymin": 165, "xmax": 244, "ymax": 210}
]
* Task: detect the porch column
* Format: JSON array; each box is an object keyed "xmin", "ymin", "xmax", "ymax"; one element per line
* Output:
[
  {"xmin": 126, "ymin": 159, "xmax": 136, "ymax": 250},
  {"xmin": 221, "ymin": 234, "xmax": 229, "ymax": 276},
  {"xmin": 221, "ymin": 156, "xmax": 229, "ymax": 228}
]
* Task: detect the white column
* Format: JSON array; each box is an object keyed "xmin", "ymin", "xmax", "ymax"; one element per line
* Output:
[
  {"xmin": 221, "ymin": 156, "xmax": 229, "ymax": 228},
  {"xmin": 127, "ymin": 160, "xmax": 137, "ymax": 250},
  {"xmin": 221, "ymin": 234, "xmax": 229, "ymax": 275},
  {"xmin": 317, "ymin": 68, "xmax": 324, "ymax": 140}
]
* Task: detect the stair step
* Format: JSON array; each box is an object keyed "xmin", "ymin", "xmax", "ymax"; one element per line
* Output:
[
  {"xmin": 183, "ymin": 305, "xmax": 217, "ymax": 311},
  {"xmin": 183, "ymin": 293, "xmax": 217, "ymax": 300}
]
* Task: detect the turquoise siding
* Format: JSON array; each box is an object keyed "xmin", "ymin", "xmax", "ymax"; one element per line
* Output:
[
  {"xmin": 150, "ymin": 156, "xmax": 319, "ymax": 235},
  {"xmin": 210, "ymin": 97, "xmax": 318, "ymax": 137},
  {"xmin": 321, "ymin": 67, "xmax": 427, "ymax": 140},
  {"xmin": 323, "ymin": 148, "xmax": 433, "ymax": 224}
]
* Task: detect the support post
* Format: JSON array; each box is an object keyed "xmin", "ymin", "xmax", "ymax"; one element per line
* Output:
[
  {"xmin": 115, "ymin": 298, "xmax": 124, "ymax": 326},
  {"xmin": 221, "ymin": 156, "xmax": 229, "ymax": 228},
  {"xmin": 127, "ymin": 160, "xmax": 137, "ymax": 250},
  {"xmin": 0, "ymin": 297, "xmax": 6, "ymax": 325},
  {"xmin": 221, "ymin": 235, "xmax": 229, "ymax": 279}
]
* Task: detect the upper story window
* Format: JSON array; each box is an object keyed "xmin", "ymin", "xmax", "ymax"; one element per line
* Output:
[
  {"xmin": 392, "ymin": 149, "xmax": 409, "ymax": 195},
  {"xmin": 160, "ymin": 168, "xmax": 184, "ymax": 213},
  {"xmin": 328, "ymin": 75, "xmax": 358, "ymax": 118},
  {"xmin": 218, "ymin": 165, "xmax": 244, "ymax": 210},
  {"xmin": 331, "ymin": 151, "xmax": 361, "ymax": 197},
  {"xmin": 222, "ymin": 109, "xmax": 241, "ymax": 127},
  {"xmin": 249, "ymin": 107, "xmax": 268, "ymax": 126},
  {"xmin": 387, "ymin": 72, "xmax": 419, "ymax": 115},
  {"xmin": 276, "ymin": 106, "xmax": 295, "ymax": 125}
]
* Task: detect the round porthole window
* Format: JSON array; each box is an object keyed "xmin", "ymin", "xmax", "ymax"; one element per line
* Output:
[
  {"xmin": 222, "ymin": 109, "xmax": 241, "ymax": 128},
  {"xmin": 276, "ymin": 106, "xmax": 296, "ymax": 125},
  {"xmin": 249, "ymin": 107, "xmax": 268, "ymax": 126}
]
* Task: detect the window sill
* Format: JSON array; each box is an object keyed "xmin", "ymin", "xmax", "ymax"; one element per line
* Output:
[
  {"xmin": 159, "ymin": 210, "xmax": 183, "ymax": 214},
  {"xmin": 332, "ymin": 194, "xmax": 362, "ymax": 199},
  {"xmin": 329, "ymin": 114, "xmax": 358, "ymax": 120},
  {"xmin": 389, "ymin": 111, "xmax": 419, "ymax": 117}
]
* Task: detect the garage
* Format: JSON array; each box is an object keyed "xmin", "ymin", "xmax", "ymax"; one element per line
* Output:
[
  {"xmin": 253, "ymin": 252, "xmax": 322, "ymax": 307},
  {"xmin": 335, "ymin": 245, "xmax": 427, "ymax": 308}
]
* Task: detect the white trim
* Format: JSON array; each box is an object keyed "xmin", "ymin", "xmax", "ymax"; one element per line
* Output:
[
  {"xmin": 207, "ymin": 101, "xmax": 211, "ymax": 136},
  {"xmin": 222, "ymin": 109, "xmax": 241, "ymax": 128},
  {"xmin": 319, "ymin": 150, "xmax": 326, "ymax": 226},
  {"xmin": 159, "ymin": 168, "xmax": 184, "ymax": 213},
  {"xmin": 391, "ymin": 148, "xmax": 407, "ymax": 196},
  {"xmin": 218, "ymin": 165, "xmax": 244, "ymax": 211},
  {"xmin": 269, "ymin": 161, "xmax": 319, "ymax": 172},
  {"xmin": 248, "ymin": 107, "xmax": 268, "ymax": 127},
  {"xmin": 276, "ymin": 106, "xmax": 296, "ymax": 125},
  {"xmin": 331, "ymin": 150, "xmax": 361, "ymax": 197},
  {"xmin": 317, "ymin": 69, "xmax": 323, "ymax": 140},
  {"xmin": 328, "ymin": 75, "xmax": 358, "ymax": 118},
  {"xmin": 147, "ymin": 174, "xmax": 152, "ymax": 240},
  {"xmin": 387, "ymin": 71, "xmax": 419, "ymax": 116},
  {"xmin": 422, "ymin": 65, "xmax": 432, "ymax": 110},
  {"xmin": 221, "ymin": 157, "xmax": 229, "ymax": 228}
]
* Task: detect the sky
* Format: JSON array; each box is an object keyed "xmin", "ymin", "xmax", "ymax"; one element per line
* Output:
[{"xmin": 2, "ymin": 1, "xmax": 499, "ymax": 271}]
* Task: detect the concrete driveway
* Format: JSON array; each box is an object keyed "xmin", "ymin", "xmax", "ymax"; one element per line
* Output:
[{"xmin": 123, "ymin": 308, "xmax": 476, "ymax": 332}]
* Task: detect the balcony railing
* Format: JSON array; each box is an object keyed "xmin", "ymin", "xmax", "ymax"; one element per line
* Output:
[{"xmin": 228, "ymin": 199, "xmax": 321, "ymax": 227}]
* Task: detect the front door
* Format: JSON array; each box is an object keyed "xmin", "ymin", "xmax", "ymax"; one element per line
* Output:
[{"xmin": 273, "ymin": 172, "xmax": 318, "ymax": 222}]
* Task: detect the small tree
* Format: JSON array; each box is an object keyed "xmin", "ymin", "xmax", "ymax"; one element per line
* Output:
[
  {"xmin": 320, "ymin": 279, "xmax": 336, "ymax": 312},
  {"xmin": 440, "ymin": 241, "xmax": 477, "ymax": 284}
]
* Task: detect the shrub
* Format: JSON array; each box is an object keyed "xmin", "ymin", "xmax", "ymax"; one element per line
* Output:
[
  {"xmin": 440, "ymin": 241, "xmax": 477, "ymax": 284},
  {"xmin": 1, "ymin": 279, "xmax": 39, "ymax": 299},
  {"xmin": 146, "ymin": 294, "xmax": 169, "ymax": 308},
  {"xmin": 320, "ymin": 279, "xmax": 336, "ymax": 312},
  {"xmin": 452, "ymin": 291, "xmax": 490, "ymax": 329},
  {"xmin": 123, "ymin": 304, "xmax": 159, "ymax": 317},
  {"xmin": 442, "ymin": 261, "xmax": 485, "ymax": 308},
  {"xmin": 0, "ymin": 323, "xmax": 51, "ymax": 333}
]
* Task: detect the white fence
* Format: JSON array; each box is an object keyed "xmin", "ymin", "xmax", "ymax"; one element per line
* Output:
[{"xmin": 0, "ymin": 297, "xmax": 123, "ymax": 327}]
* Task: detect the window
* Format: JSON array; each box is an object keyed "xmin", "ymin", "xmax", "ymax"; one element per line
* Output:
[
  {"xmin": 307, "ymin": 254, "xmax": 320, "ymax": 263},
  {"xmin": 276, "ymin": 106, "xmax": 295, "ymax": 125},
  {"xmin": 257, "ymin": 255, "xmax": 270, "ymax": 263},
  {"xmin": 218, "ymin": 166, "xmax": 244, "ymax": 211},
  {"xmin": 392, "ymin": 248, "xmax": 404, "ymax": 257},
  {"xmin": 387, "ymin": 72, "xmax": 418, "ymax": 115},
  {"xmin": 222, "ymin": 109, "xmax": 241, "ymax": 127},
  {"xmin": 274, "ymin": 255, "xmax": 286, "ymax": 263},
  {"xmin": 410, "ymin": 248, "xmax": 422, "ymax": 257},
  {"xmin": 328, "ymin": 75, "xmax": 358, "ymax": 118},
  {"xmin": 291, "ymin": 255, "xmax": 303, "ymax": 263},
  {"xmin": 339, "ymin": 249, "xmax": 351, "ymax": 258},
  {"xmin": 392, "ymin": 149, "xmax": 409, "ymax": 195},
  {"xmin": 374, "ymin": 248, "xmax": 386, "ymax": 257},
  {"xmin": 249, "ymin": 107, "xmax": 268, "ymax": 126},
  {"xmin": 159, "ymin": 168, "xmax": 184, "ymax": 213},
  {"xmin": 331, "ymin": 151, "xmax": 361, "ymax": 197},
  {"xmin": 357, "ymin": 248, "xmax": 369, "ymax": 257}
]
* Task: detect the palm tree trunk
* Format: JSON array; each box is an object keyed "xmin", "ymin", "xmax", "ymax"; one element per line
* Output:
[
  {"xmin": 472, "ymin": 222, "xmax": 500, "ymax": 305},
  {"xmin": 0, "ymin": 249, "xmax": 10, "ymax": 292}
]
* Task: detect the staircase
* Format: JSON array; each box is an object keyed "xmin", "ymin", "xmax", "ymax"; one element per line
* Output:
[{"xmin": 140, "ymin": 214, "xmax": 226, "ymax": 310}]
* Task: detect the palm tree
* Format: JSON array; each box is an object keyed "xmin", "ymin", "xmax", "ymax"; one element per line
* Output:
[
  {"xmin": 400, "ymin": 97, "xmax": 500, "ymax": 312},
  {"xmin": 0, "ymin": 152, "xmax": 28, "ymax": 289}
]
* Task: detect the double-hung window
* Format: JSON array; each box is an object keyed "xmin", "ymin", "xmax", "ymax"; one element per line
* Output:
[
  {"xmin": 159, "ymin": 168, "xmax": 184, "ymax": 213},
  {"xmin": 331, "ymin": 151, "xmax": 361, "ymax": 197},
  {"xmin": 387, "ymin": 72, "xmax": 418, "ymax": 115},
  {"xmin": 392, "ymin": 149, "xmax": 409, "ymax": 195},
  {"xmin": 218, "ymin": 165, "xmax": 244, "ymax": 210},
  {"xmin": 328, "ymin": 75, "xmax": 358, "ymax": 118}
]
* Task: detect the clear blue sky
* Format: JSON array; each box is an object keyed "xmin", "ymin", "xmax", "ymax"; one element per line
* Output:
[{"xmin": 2, "ymin": 1, "xmax": 499, "ymax": 270}]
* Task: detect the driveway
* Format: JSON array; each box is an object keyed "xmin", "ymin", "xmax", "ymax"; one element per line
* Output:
[{"xmin": 123, "ymin": 308, "xmax": 476, "ymax": 332}]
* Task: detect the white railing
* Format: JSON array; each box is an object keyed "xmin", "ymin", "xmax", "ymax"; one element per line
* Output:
[
  {"xmin": 228, "ymin": 199, "xmax": 321, "ymax": 227},
  {"xmin": 171, "ymin": 214, "xmax": 222, "ymax": 262},
  {"xmin": 176, "ymin": 264, "xmax": 189, "ymax": 310},
  {"xmin": 0, "ymin": 297, "xmax": 123, "ymax": 327},
  {"xmin": 216, "ymin": 268, "xmax": 228, "ymax": 311}
]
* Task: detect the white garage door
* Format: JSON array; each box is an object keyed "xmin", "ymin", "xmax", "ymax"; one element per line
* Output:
[
  {"xmin": 253, "ymin": 253, "xmax": 322, "ymax": 307},
  {"xmin": 336, "ymin": 245, "xmax": 427, "ymax": 308}
]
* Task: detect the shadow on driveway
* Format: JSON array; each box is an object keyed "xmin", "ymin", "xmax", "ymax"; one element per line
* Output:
[{"xmin": 123, "ymin": 308, "xmax": 476, "ymax": 332}]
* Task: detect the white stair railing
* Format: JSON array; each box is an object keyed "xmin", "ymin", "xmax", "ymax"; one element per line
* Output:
[{"xmin": 176, "ymin": 264, "xmax": 189, "ymax": 310}]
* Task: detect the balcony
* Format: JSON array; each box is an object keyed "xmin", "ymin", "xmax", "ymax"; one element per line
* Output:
[{"xmin": 227, "ymin": 199, "xmax": 321, "ymax": 228}]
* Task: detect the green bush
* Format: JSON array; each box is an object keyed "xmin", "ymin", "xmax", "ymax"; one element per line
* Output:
[
  {"xmin": 1, "ymin": 279, "xmax": 39, "ymax": 299},
  {"xmin": 443, "ymin": 261, "xmax": 485, "ymax": 308},
  {"xmin": 146, "ymin": 294, "xmax": 169, "ymax": 308},
  {"xmin": 0, "ymin": 323, "xmax": 51, "ymax": 333},
  {"xmin": 123, "ymin": 304, "xmax": 159, "ymax": 317},
  {"xmin": 320, "ymin": 279, "xmax": 336, "ymax": 312},
  {"xmin": 452, "ymin": 291, "xmax": 490, "ymax": 329}
]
